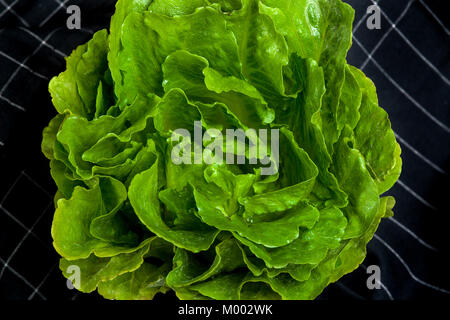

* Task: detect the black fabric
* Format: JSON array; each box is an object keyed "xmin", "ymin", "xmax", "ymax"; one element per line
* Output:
[{"xmin": 0, "ymin": 0, "xmax": 448, "ymax": 301}]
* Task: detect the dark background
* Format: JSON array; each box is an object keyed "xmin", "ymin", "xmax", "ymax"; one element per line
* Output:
[{"xmin": 0, "ymin": 0, "xmax": 448, "ymax": 301}]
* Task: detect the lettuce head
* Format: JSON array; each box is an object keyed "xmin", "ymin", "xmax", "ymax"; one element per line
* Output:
[{"xmin": 42, "ymin": 0, "xmax": 402, "ymax": 300}]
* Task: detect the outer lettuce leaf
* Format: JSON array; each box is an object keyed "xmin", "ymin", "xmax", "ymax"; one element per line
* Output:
[
  {"xmin": 60, "ymin": 238, "xmax": 154, "ymax": 293},
  {"xmin": 42, "ymin": 114, "xmax": 66, "ymax": 160},
  {"xmin": 108, "ymin": 0, "xmax": 153, "ymax": 102},
  {"xmin": 49, "ymin": 30, "xmax": 110, "ymax": 119},
  {"xmin": 98, "ymin": 262, "xmax": 171, "ymax": 300},
  {"xmin": 350, "ymin": 66, "xmax": 402, "ymax": 194},
  {"xmin": 330, "ymin": 196, "xmax": 395, "ymax": 282},
  {"xmin": 52, "ymin": 176, "xmax": 140, "ymax": 260},
  {"xmin": 56, "ymin": 94, "xmax": 159, "ymax": 180},
  {"xmin": 331, "ymin": 126, "xmax": 379, "ymax": 239}
]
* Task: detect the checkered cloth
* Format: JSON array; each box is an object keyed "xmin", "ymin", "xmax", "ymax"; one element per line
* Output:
[{"xmin": 0, "ymin": 0, "xmax": 449, "ymax": 300}]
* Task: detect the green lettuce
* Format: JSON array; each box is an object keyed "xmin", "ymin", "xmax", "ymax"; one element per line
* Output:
[{"xmin": 42, "ymin": 0, "xmax": 401, "ymax": 300}]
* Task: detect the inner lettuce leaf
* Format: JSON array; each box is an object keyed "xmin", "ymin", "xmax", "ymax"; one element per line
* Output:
[{"xmin": 42, "ymin": 0, "xmax": 401, "ymax": 300}]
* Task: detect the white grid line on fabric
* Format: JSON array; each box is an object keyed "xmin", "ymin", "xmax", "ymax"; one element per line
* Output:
[
  {"xmin": 0, "ymin": 205, "xmax": 43, "ymax": 241},
  {"xmin": 360, "ymin": 263, "xmax": 394, "ymax": 300},
  {"xmin": 0, "ymin": 5, "xmax": 97, "ymax": 302},
  {"xmin": 0, "ymin": 201, "xmax": 53, "ymax": 281},
  {"xmin": 18, "ymin": 27, "xmax": 67, "ymax": 58},
  {"xmin": 373, "ymin": 234, "xmax": 450, "ymax": 294},
  {"xmin": 0, "ymin": 171, "xmax": 53, "ymax": 300},
  {"xmin": 360, "ymin": 0, "xmax": 414, "ymax": 70},
  {"xmin": 0, "ymin": 171, "xmax": 51, "ymax": 241},
  {"xmin": 418, "ymin": 0, "xmax": 450, "ymax": 36},
  {"xmin": 39, "ymin": 0, "xmax": 69, "ymax": 28},
  {"xmin": 0, "ymin": 93, "xmax": 25, "ymax": 111},
  {"xmin": 1, "ymin": 170, "xmax": 23, "ymax": 204},
  {"xmin": 387, "ymin": 217, "xmax": 438, "ymax": 252},
  {"xmin": 336, "ymin": 282, "xmax": 367, "ymax": 300},
  {"xmin": 1, "ymin": 4, "xmax": 103, "ymax": 143},
  {"xmin": 22, "ymin": 171, "xmax": 53, "ymax": 198},
  {"xmin": 0, "ymin": 50, "xmax": 48, "ymax": 80},
  {"xmin": 396, "ymin": 179, "xmax": 437, "ymax": 211},
  {"xmin": 51, "ymin": 0, "xmax": 67, "ymax": 7},
  {"xmin": 0, "ymin": 0, "xmax": 19, "ymax": 19},
  {"xmin": 81, "ymin": 28, "xmax": 95, "ymax": 35},
  {"xmin": 0, "ymin": 29, "xmax": 61, "ymax": 96},
  {"xmin": 366, "ymin": 0, "xmax": 450, "ymax": 86},
  {"xmin": 0, "ymin": 256, "xmax": 46, "ymax": 300},
  {"xmin": 0, "ymin": 25, "xmax": 31, "ymax": 113},
  {"xmin": 352, "ymin": 35, "xmax": 450, "ymax": 133},
  {"xmin": 0, "ymin": 19, "xmax": 68, "ymax": 114},
  {"xmin": 28, "ymin": 262, "xmax": 58, "ymax": 300},
  {"xmin": 394, "ymin": 132, "xmax": 446, "ymax": 175},
  {"xmin": 0, "ymin": 0, "xmax": 29, "ymax": 27}
]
